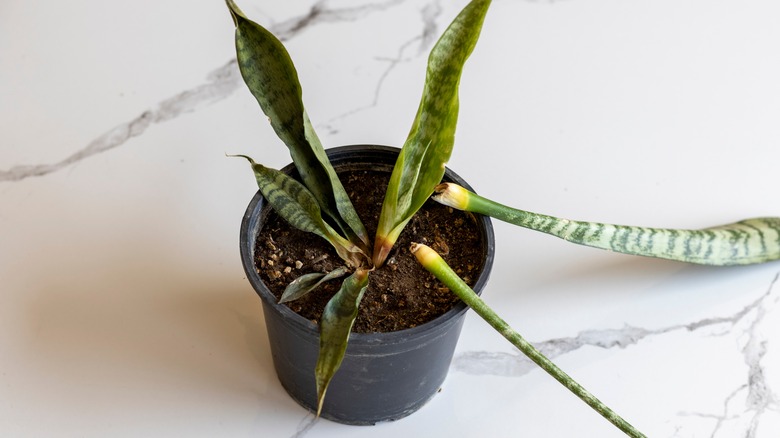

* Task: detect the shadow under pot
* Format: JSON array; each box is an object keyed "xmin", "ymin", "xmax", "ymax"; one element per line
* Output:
[{"xmin": 239, "ymin": 145, "xmax": 495, "ymax": 425}]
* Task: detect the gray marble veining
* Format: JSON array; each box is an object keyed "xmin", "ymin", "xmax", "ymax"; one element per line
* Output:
[
  {"xmin": 453, "ymin": 272, "xmax": 780, "ymax": 437},
  {"xmin": 0, "ymin": 0, "xmax": 413, "ymax": 183},
  {"xmin": 0, "ymin": 59, "xmax": 242, "ymax": 183},
  {"xmin": 291, "ymin": 414, "xmax": 318, "ymax": 438},
  {"xmin": 268, "ymin": 0, "xmax": 408, "ymax": 41},
  {"xmin": 321, "ymin": 0, "xmax": 442, "ymax": 133}
]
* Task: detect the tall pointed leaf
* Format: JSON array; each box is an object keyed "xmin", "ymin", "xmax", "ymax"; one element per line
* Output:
[
  {"xmin": 233, "ymin": 155, "xmax": 365, "ymax": 267},
  {"xmin": 315, "ymin": 268, "xmax": 370, "ymax": 416},
  {"xmin": 373, "ymin": 0, "xmax": 492, "ymax": 266},
  {"xmin": 226, "ymin": 0, "xmax": 368, "ymax": 248}
]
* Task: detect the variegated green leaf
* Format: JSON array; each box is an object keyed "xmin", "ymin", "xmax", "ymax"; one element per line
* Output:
[
  {"xmin": 373, "ymin": 0, "xmax": 492, "ymax": 266},
  {"xmin": 411, "ymin": 243, "xmax": 646, "ymax": 438},
  {"xmin": 227, "ymin": 0, "xmax": 369, "ymax": 248},
  {"xmin": 315, "ymin": 268, "xmax": 369, "ymax": 416},
  {"xmin": 232, "ymin": 155, "xmax": 365, "ymax": 267},
  {"xmin": 433, "ymin": 182, "xmax": 780, "ymax": 266},
  {"xmin": 280, "ymin": 267, "xmax": 350, "ymax": 304}
]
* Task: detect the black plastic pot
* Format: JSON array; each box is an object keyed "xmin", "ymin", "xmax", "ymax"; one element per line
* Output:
[{"xmin": 240, "ymin": 145, "xmax": 495, "ymax": 425}]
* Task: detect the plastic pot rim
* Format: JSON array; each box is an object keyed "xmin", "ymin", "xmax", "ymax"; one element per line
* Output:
[{"xmin": 239, "ymin": 144, "xmax": 496, "ymax": 347}]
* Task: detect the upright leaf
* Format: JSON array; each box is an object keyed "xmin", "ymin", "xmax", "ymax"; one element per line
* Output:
[
  {"xmin": 373, "ymin": 0, "xmax": 492, "ymax": 266},
  {"xmin": 314, "ymin": 268, "xmax": 370, "ymax": 416},
  {"xmin": 227, "ymin": 0, "xmax": 369, "ymax": 248}
]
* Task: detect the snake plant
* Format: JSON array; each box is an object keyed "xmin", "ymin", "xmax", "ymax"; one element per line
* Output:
[
  {"xmin": 226, "ymin": 0, "xmax": 490, "ymax": 420},
  {"xmin": 226, "ymin": 0, "xmax": 779, "ymax": 436}
]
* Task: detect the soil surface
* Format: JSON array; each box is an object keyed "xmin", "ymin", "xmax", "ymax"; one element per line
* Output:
[{"xmin": 254, "ymin": 169, "xmax": 486, "ymax": 333}]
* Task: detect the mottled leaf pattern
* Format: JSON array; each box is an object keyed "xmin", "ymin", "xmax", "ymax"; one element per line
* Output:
[
  {"xmin": 227, "ymin": 0, "xmax": 368, "ymax": 248},
  {"xmin": 434, "ymin": 183, "xmax": 780, "ymax": 266},
  {"xmin": 315, "ymin": 269, "xmax": 369, "ymax": 416},
  {"xmin": 280, "ymin": 267, "xmax": 350, "ymax": 304},
  {"xmin": 374, "ymin": 0, "xmax": 492, "ymax": 266},
  {"xmin": 233, "ymin": 155, "xmax": 364, "ymax": 267},
  {"xmin": 529, "ymin": 216, "xmax": 780, "ymax": 265}
]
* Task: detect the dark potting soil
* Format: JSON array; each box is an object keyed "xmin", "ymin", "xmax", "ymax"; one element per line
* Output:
[{"xmin": 254, "ymin": 169, "xmax": 486, "ymax": 333}]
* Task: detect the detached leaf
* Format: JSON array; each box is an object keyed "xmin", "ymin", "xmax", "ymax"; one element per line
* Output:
[
  {"xmin": 315, "ymin": 268, "xmax": 370, "ymax": 416},
  {"xmin": 227, "ymin": 0, "xmax": 368, "ymax": 248},
  {"xmin": 411, "ymin": 243, "xmax": 647, "ymax": 438},
  {"xmin": 280, "ymin": 267, "xmax": 350, "ymax": 304},
  {"xmin": 374, "ymin": 0, "xmax": 492, "ymax": 266},
  {"xmin": 434, "ymin": 182, "xmax": 780, "ymax": 266},
  {"xmin": 232, "ymin": 155, "xmax": 365, "ymax": 267}
]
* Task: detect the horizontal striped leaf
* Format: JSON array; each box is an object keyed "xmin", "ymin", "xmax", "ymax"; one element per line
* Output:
[
  {"xmin": 315, "ymin": 268, "xmax": 369, "ymax": 416},
  {"xmin": 373, "ymin": 0, "xmax": 492, "ymax": 266},
  {"xmin": 227, "ymin": 0, "xmax": 368, "ymax": 248},
  {"xmin": 280, "ymin": 267, "xmax": 350, "ymax": 304},
  {"xmin": 434, "ymin": 183, "xmax": 780, "ymax": 266}
]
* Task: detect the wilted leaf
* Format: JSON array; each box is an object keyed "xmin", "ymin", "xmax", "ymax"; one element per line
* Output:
[
  {"xmin": 280, "ymin": 267, "xmax": 350, "ymax": 303},
  {"xmin": 314, "ymin": 268, "xmax": 369, "ymax": 416}
]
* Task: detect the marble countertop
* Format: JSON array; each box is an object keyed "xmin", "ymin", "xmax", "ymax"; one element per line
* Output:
[{"xmin": 2, "ymin": 1, "xmax": 779, "ymax": 436}]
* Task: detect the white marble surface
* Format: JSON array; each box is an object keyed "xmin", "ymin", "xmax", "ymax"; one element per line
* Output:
[{"xmin": 2, "ymin": 1, "xmax": 780, "ymax": 437}]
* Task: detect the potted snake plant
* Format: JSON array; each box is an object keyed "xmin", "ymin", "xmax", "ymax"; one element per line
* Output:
[
  {"xmin": 227, "ymin": 0, "xmax": 780, "ymax": 436},
  {"xmin": 229, "ymin": 0, "xmax": 495, "ymax": 426}
]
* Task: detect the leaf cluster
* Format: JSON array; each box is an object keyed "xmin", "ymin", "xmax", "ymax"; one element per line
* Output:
[{"xmin": 226, "ymin": 0, "xmax": 491, "ymax": 415}]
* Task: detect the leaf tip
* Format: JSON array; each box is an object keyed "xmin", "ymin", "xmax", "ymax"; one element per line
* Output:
[
  {"xmin": 225, "ymin": 0, "xmax": 244, "ymax": 25},
  {"xmin": 315, "ymin": 367, "xmax": 329, "ymax": 418},
  {"xmin": 225, "ymin": 153, "xmax": 253, "ymax": 162},
  {"xmin": 316, "ymin": 392, "xmax": 326, "ymax": 418},
  {"xmin": 226, "ymin": 154, "xmax": 263, "ymax": 173}
]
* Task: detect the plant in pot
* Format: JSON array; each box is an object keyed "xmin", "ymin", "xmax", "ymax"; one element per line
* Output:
[
  {"xmin": 226, "ymin": 1, "xmax": 780, "ymax": 437},
  {"xmin": 229, "ymin": 0, "xmax": 496, "ymax": 428}
]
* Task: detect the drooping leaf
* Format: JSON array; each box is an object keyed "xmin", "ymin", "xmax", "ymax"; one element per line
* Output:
[
  {"xmin": 314, "ymin": 268, "xmax": 369, "ymax": 416},
  {"xmin": 232, "ymin": 155, "xmax": 365, "ymax": 267},
  {"xmin": 373, "ymin": 0, "xmax": 492, "ymax": 266},
  {"xmin": 280, "ymin": 267, "xmax": 350, "ymax": 304},
  {"xmin": 433, "ymin": 182, "xmax": 780, "ymax": 266},
  {"xmin": 227, "ymin": 0, "xmax": 369, "ymax": 248}
]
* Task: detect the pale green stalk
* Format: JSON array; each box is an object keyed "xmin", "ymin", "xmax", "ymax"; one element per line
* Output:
[
  {"xmin": 411, "ymin": 243, "xmax": 647, "ymax": 438},
  {"xmin": 433, "ymin": 183, "xmax": 780, "ymax": 266}
]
